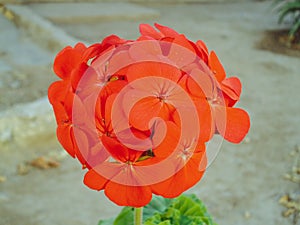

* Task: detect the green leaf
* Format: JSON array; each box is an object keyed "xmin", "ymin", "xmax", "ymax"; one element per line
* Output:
[
  {"xmin": 278, "ymin": 3, "xmax": 300, "ymax": 24},
  {"xmin": 97, "ymin": 194, "xmax": 218, "ymax": 225},
  {"xmin": 143, "ymin": 195, "xmax": 173, "ymax": 220},
  {"xmin": 274, "ymin": 0, "xmax": 300, "ymax": 43},
  {"xmin": 98, "ymin": 218, "xmax": 114, "ymax": 225},
  {"xmin": 289, "ymin": 18, "xmax": 300, "ymax": 37},
  {"xmin": 113, "ymin": 207, "xmax": 134, "ymax": 225},
  {"xmin": 144, "ymin": 194, "xmax": 218, "ymax": 225}
]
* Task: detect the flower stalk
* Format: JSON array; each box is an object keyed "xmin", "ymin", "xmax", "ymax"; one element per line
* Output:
[{"xmin": 134, "ymin": 207, "xmax": 143, "ymax": 225}]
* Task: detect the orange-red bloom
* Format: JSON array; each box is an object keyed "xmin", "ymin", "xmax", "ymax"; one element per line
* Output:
[
  {"xmin": 208, "ymin": 51, "xmax": 250, "ymax": 143},
  {"xmin": 48, "ymin": 23, "xmax": 250, "ymax": 207}
]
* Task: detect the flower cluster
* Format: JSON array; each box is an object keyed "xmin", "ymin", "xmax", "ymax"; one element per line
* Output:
[{"xmin": 48, "ymin": 23, "xmax": 250, "ymax": 207}]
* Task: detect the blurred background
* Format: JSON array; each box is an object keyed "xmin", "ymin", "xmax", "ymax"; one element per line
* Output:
[{"xmin": 0, "ymin": 0, "xmax": 300, "ymax": 224}]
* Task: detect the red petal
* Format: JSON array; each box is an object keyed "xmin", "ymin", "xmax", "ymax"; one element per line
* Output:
[
  {"xmin": 187, "ymin": 40, "xmax": 208, "ymax": 64},
  {"xmin": 139, "ymin": 24, "xmax": 163, "ymax": 39},
  {"xmin": 186, "ymin": 68, "xmax": 214, "ymax": 99},
  {"xmin": 105, "ymin": 181, "xmax": 152, "ymax": 207},
  {"xmin": 53, "ymin": 45, "xmax": 84, "ymax": 80},
  {"xmin": 70, "ymin": 63, "xmax": 89, "ymax": 91},
  {"xmin": 154, "ymin": 23, "xmax": 179, "ymax": 38},
  {"xmin": 152, "ymin": 121, "xmax": 180, "ymax": 158},
  {"xmin": 129, "ymin": 40, "xmax": 162, "ymax": 62},
  {"xmin": 73, "ymin": 126, "xmax": 91, "ymax": 166},
  {"xmin": 103, "ymin": 80, "xmax": 127, "ymax": 98},
  {"xmin": 114, "ymin": 128, "xmax": 152, "ymax": 152},
  {"xmin": 215, "ymin": 106, "xmax": 250, "ymax": 143},
  {"xmin": 96, "ymin": 81, "xmax": 127, "ymax": 125},
  {"xmin": 56, "ymin": 124, "xmax": 75, "ymax": 157},
  {"xmin": 137, "ymin": 36, "xmax": 155, "ymax": 41},
  {"xmin": 152, "ymin": 149, "xmax": 206, "ymax": 198},
  {"xmin": 103, "ymin": 92, "xmax": 129, "ymax": 134},
  {"xmin": 126, "ymin": 62, "xmax": 181, "ymax": 83},
  {"xmin": 208, "ymin": 51, "xmax": 226, "ymax": 82},
  {"xmin": 84, "ymin": 141, "xmax": 110, "ymax": 169},
  {"xmin": 48, "ymin": 81, "xmax": 69, "ymax": 124},
  {"xmin": 51, "ymin": 102, "xmax": 68, "ymax": 125},
  {"xmin": 72, "ymin": 66, "xmax": 99, "ymax": 100},
  {"xmin": 107, "ymin": 50, "xmax": 133, "ymax": 75},
  {"xmin": 83, "ymin": 169, "xmax": 108, "ymax": 190},
  {"xmin": 102, "ymin": 35, "xmax": 126, "ymax": 47},
  {"xmin": 195, "ymin": 99, "xmax": 214, "ymax": 142},
  {"xmin": 48, "ymin": 80, "xmax": 69, "ymax": 105},
  {"xmin": 129, "ymin": 97, "xmax": 163, "ymax": 131},
  {"xmin": 74, "ymin": 42, "xmax": 87, "ymax": 54},
  {"xmin": 64, "ymin": 92, "xmax": 89, "ymax": 124},
  {"xmin": 168, "ymin": 35, "xmax": 196, "ymax": 68},
  {"xmin": 82, "ymin": 43, "xmax": 102, "ymax": 61},
  {"xmin": 196, "ymin": 40, "xmax": 208, "ymax": 55},
  {"xmin": 101, "ymin": 135, "xmax": 143, "ymax": 163},
  {"xmin": 221, "ymin": 77, "xmax": 242, "ymax": 101}
]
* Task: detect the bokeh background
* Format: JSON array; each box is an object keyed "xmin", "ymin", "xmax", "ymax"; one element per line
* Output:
[{"xmin": 0, "ymin": 0, "xmax": 300, "ymax": 224}]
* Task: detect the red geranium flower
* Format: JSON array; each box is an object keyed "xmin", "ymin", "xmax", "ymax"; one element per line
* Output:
[{"xmin": 48, "ymin": 24, "xmax": 250, "ymax": 207}]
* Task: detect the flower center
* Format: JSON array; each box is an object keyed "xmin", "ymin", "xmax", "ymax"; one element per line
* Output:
[
  {"xmin": 158, "ymin": 94, "xmax": 168, "ymax": 102},
  {"xmin": 178, "ymin": 140, "xmax": 196, "ymax": 161}
]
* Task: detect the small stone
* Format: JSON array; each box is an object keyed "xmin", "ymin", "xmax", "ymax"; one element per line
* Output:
[
  {"xmin": 29, "ymin": 156, "xmax": 60, "ymax": 169},
  {"xmin": 0, "ymin": 176, "xmax": 6, "ymax": 183},
  {"xmin": 17, "ymin": 163, "xmax": 30, "ymax": 175},
  {"xmin": 282, "ymin": 208, "xmax": 295, "ymax": 217},
  {"xmin": 279, "ymin": 195, "xmax": 290, "ymax": 204},
  {"xmin": 284, "ymin": 173, "xmax": 292, "ymax": 180},
  {"xmin": 244, "ymin": 211, "xmax": 251, "ymax": 219},
  {"xmin": 292, "ymin": 166, "xmax": 300, "ymax": 174}
]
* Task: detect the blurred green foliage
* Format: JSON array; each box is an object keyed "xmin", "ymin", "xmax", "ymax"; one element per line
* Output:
[
  {"xmin": 274, "ymin": 0, "xmax": 300, "ymax": 43},
  {"xmin": 99, "ymin": 194, "xmax": 218, "ymax": 225}
]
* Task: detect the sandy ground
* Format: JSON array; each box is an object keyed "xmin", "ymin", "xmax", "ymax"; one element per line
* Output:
[{"xmin": 0, "ymin": 1, "xmax": 300, "ymax": 225}]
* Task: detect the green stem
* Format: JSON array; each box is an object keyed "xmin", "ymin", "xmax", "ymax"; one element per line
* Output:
[{"xmin": 134, "ymin": 207, "xmax": 143, "ymax": 225}]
